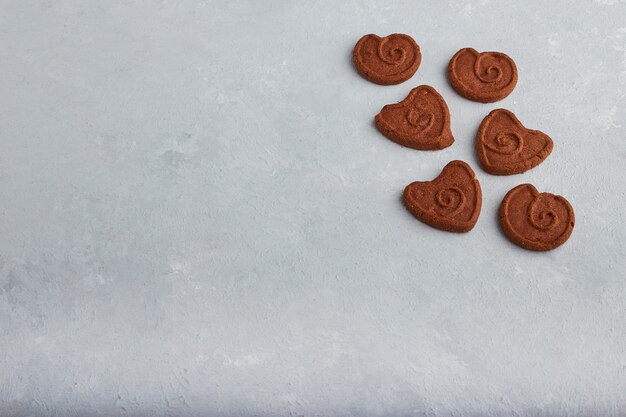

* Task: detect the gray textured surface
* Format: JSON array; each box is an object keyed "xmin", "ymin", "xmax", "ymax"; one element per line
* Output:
[{"xmin": 1, "ymin": 0, "xmax": 626, "ymax": 416}]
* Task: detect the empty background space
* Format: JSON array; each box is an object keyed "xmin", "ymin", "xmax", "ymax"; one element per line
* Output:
[{"xmin": 1, "ymin": 0, "xmax": 625, "ymax": 416}]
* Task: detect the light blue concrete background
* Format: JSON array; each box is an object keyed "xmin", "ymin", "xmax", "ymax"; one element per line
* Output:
[{"xmin": 1, "ymin": 0, "xmax": 625, "ymax": 416}]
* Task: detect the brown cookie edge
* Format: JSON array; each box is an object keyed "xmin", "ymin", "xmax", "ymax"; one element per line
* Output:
[
  {"xmin": 403, "ymin": 160, "xmax": 482, "ymax": 233},
  {"xmin": 447, "ymin": 48, "xmax": 518, "ymax": 103},
  {"xmin": 476, "ymin": 109, "xmax": 554, "ymax": 175},
  {"xmin": 499, "ymin": 184, "xmax": 575, "ymax": 251},
  {"xmin": 375, "ymin": 85, "xmax": 455, "ymax": 150},
  {"xmin": 353, "ymin": 33, "xmax": 422, "ymax": 85}
]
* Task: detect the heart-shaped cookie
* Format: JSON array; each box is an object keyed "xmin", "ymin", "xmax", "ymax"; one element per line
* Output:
[
  {"xmin": 499, "ymin": 184, "xmax": 575, "ymax": 251},
  {"xmin": 403, "ymin": 160, "xmax": 482, "ymax": 232},
  {"xmin": 447, "ymin": 48, "xmax": 517, "ymax": 102},
  {"xmin": 477, "ymin": 109, "xmax": 553, "ymax": 175},
  {"xmin": 375, "ymin": 85, "xmax": 454, "ymax": 150},
  {"xmin": 353, "ymin": 33, "xmax": 421, "ymax": 85}
]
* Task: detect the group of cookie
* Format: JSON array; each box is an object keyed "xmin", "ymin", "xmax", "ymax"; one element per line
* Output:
[{"xmin": 353, "ymin": 33, "xmax": 574, "ymax": 251}]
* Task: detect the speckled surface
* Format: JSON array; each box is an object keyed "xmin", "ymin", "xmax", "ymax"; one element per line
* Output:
[{"xmin": 1, "ymin": 0, "xmax": 625, "ymax": 416}]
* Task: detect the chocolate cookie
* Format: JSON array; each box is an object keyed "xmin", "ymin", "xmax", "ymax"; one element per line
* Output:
[
  {"xmin": 447, "ymin": 48, "xmax": 517, "ymax": 102},
  {"xmin": 375, "ymin": 85, "xmax": 454, "ymax": 150},
  {"xmin": 477, "ymin": 109, "xmax": 553, "ymax": 175},
  {"xmin": 353, "ymin": 34, "xmax": 421, "ymax": 85},
  {"xmin": 499, "ymin": 184, "xmax": 575, "ymax": 251},
  {"xmin": 403, "ymin": 160, "xmax": 482, "ymax": 232}
]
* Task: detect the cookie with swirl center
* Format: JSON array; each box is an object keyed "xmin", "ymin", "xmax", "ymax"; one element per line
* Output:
[
  {"xmin": 477, "ymin": 109, "xmax": 553, "ymax": 175},
  {"xmin": 499, "ymin": 184, "xmax": 575, "ymax": 251},
  {"xmin": 375, "ymin": 85, "xmax": 454, "ymax": 150},
  {"xmin": 403, "ymin": 160, "xmax": 482, "ymax": 233},
  {"xmin": 353, "ymin": 33, "xmax": 421, "ymax": 85},
  {"xmin": 448, "ymin": 47, "xmax": 518, "ymax": 102}
]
